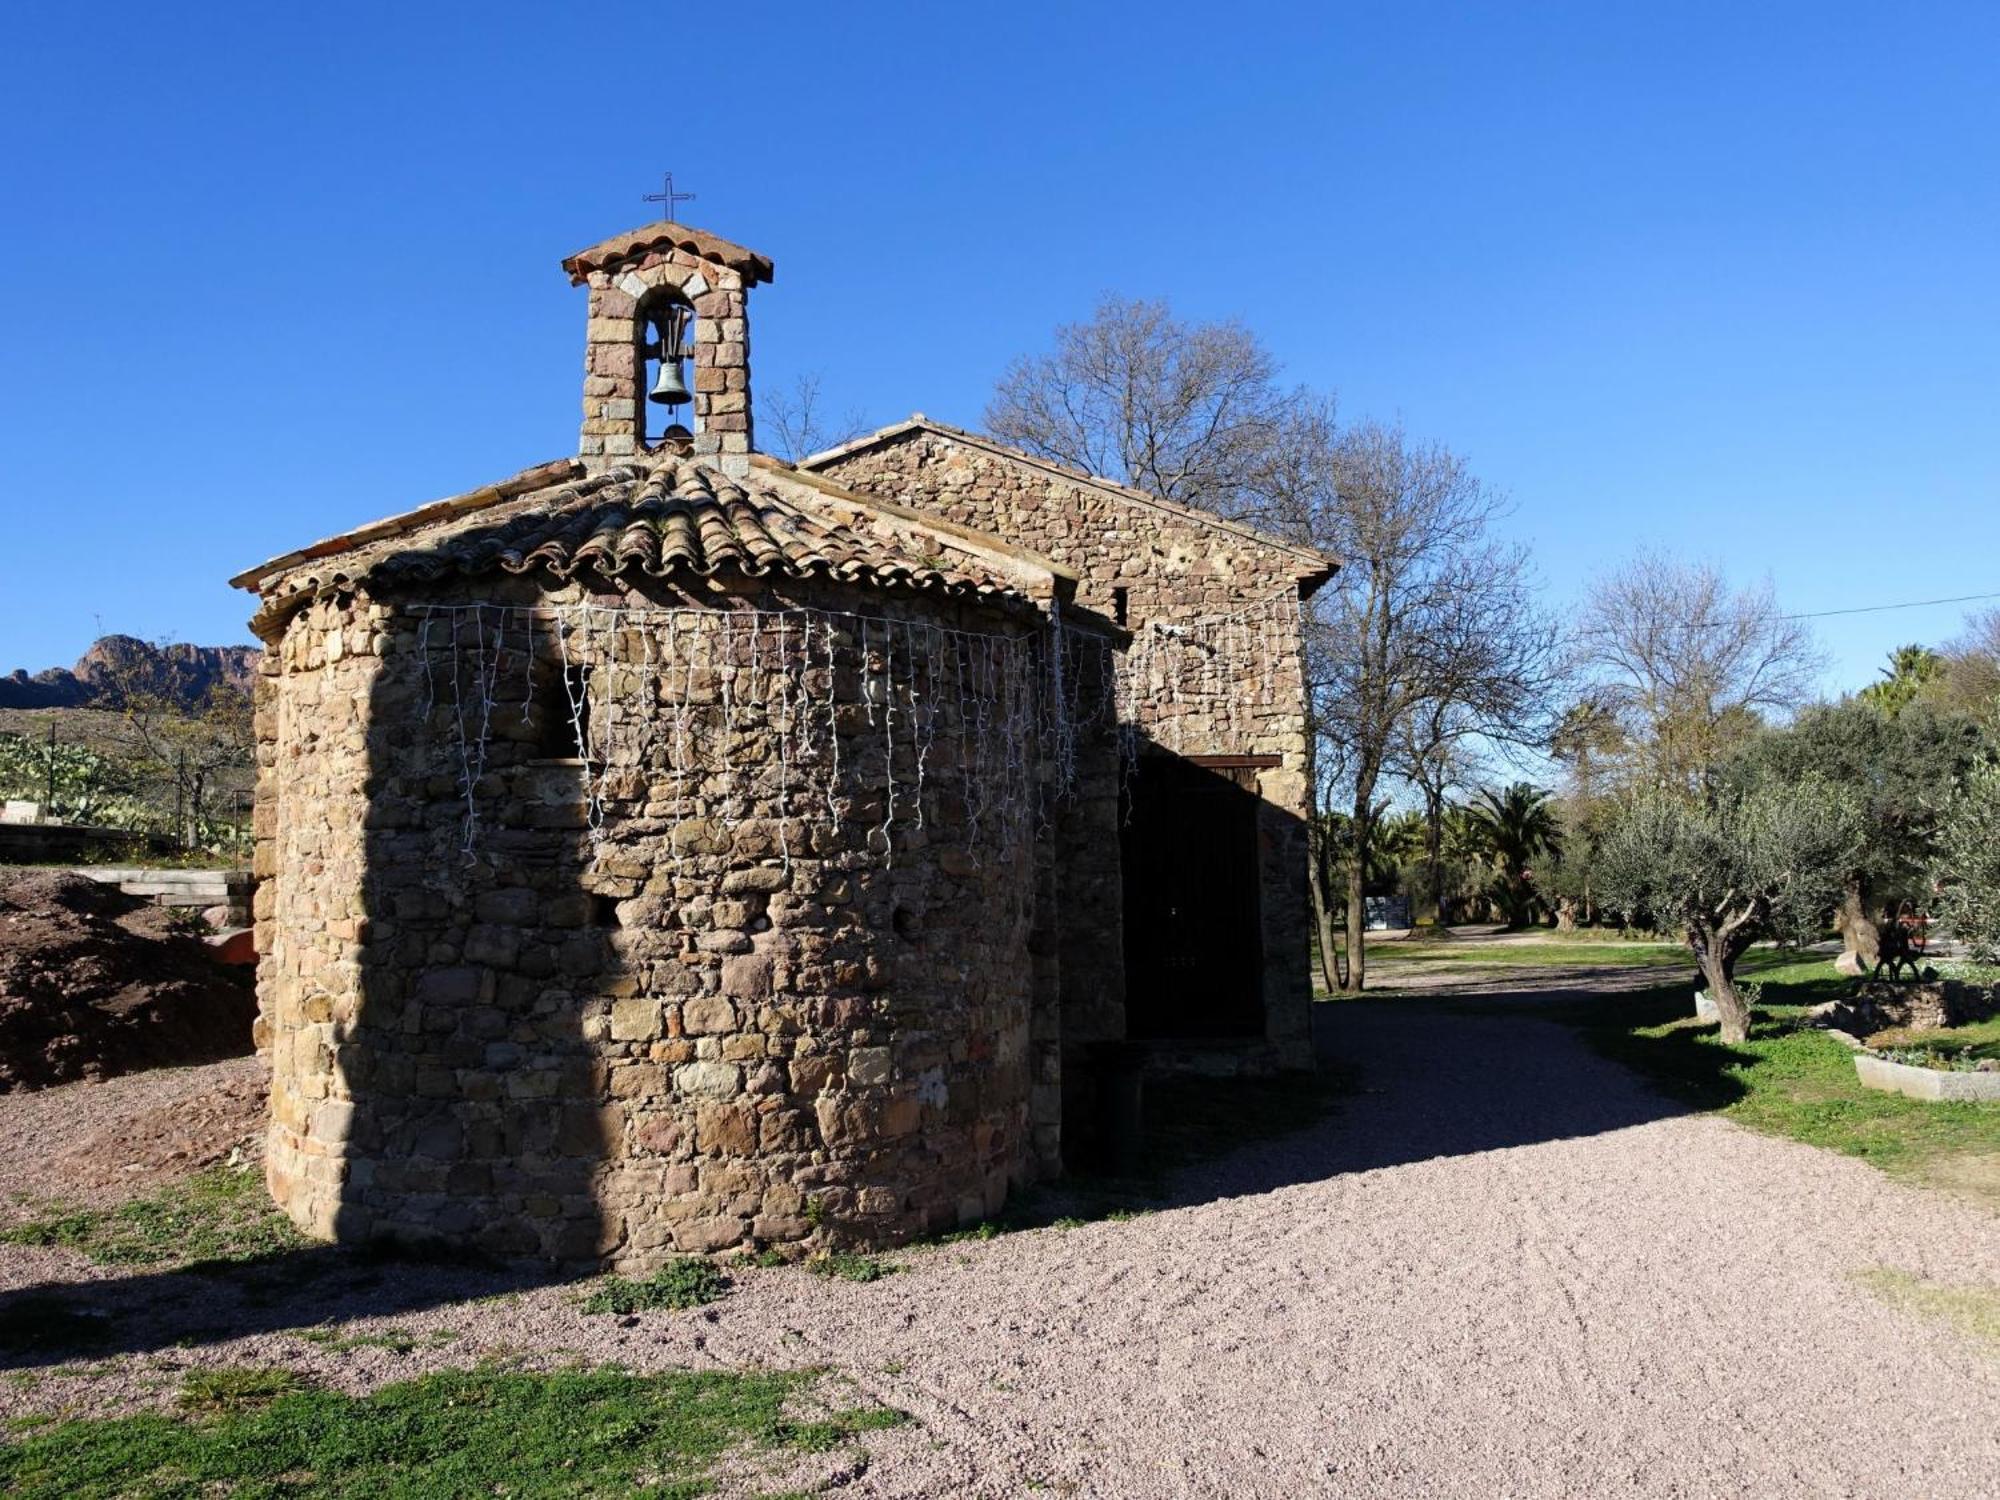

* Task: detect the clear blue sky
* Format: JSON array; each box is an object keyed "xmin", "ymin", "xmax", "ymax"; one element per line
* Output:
[{"xmin": 3, "ymin": 1, "xmax": 1995, "ymax": 695}]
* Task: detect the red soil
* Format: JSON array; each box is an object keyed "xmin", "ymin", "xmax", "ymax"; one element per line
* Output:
[{"xmin": 0, "ymin": 869, "xmax": 256, "ymax": 1091}]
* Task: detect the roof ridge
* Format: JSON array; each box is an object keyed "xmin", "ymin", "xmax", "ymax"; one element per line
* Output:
[{"xmin": 799, "ymin": 415, "xmax": 1336, "ymax": 576}]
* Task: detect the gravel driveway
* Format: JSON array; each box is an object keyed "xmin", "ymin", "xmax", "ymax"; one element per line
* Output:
[{"xmin": 7, "ymin": 998, "xmax": 2000, "ymax": 1497}]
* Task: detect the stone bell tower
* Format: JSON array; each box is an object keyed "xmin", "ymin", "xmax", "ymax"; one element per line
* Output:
[{"xmin": 560, "ymin": 220, "xmax": 775, "ymax": 476}]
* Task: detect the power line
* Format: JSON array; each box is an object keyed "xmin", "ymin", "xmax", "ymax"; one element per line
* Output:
[{"xmin": 1780, "ymin": 589, "xmax": 2000, "ymax": 622}]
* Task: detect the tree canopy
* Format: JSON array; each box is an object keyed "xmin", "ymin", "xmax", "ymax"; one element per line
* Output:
[{"xmin": 1594, "ymin": 780, "xmax": 1861, "ymax": 1042}]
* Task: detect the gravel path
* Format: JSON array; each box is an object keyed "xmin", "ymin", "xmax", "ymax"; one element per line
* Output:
[{"xmin": 6, "ymin": 1000, "xmax": 2000, "ymax": 1496}]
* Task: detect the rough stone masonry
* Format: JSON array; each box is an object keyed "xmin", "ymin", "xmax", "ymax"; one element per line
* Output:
[{"xmin": 234, "ymin": 215, "xmax": 1334, "ymax": 1269}]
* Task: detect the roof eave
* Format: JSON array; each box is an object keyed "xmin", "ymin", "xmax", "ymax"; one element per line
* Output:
[{"xmin": 229, "ymin": 458, "xmax": 587, "ymax": 595}]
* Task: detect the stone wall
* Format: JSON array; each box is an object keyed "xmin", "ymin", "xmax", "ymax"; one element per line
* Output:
[
  {"xmin": 256, "ymin": 575, "xmax": 1044, "ymax": 1267},
  {"xmin": 576, "ymin": 244, "xmax": 753, "ymax": 469},
  {"xmin": 1827, "ymin": 980, "xmax": 2000, "ymax": 1037},
  {"xmin": 811, "ymin": 429, "xmax": 1316, "ymax": 1069}
]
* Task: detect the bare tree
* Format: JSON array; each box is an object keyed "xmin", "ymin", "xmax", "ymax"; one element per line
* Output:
[
  {"xmin": 984, "ymin": 295, "xmax": 1294, "ymax": 518},
  {"xmin": 1393, "ymin": 700, "xmax": 1488, "ymax": 928},
  {"xmin": 1306, "ymin": 420, "xmax": 1561, "ymax": 990},
  {"xmin": 1934, "ymin": 607, "xmax": 2000, "ymax": 712},
  {"xmin": 762, "ymin": 371, "xmax": 871, "ymax": 464},
  {"xmin": 1572, "ymin": 553, "xmax": 1823, "ymax": 796}
]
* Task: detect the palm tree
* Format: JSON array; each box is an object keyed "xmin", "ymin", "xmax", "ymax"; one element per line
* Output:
[
  {"xmin": 1471, "ymin": 782, "xmax": 1563, "ymax": 928},
  {"xmin": 1857, "ymin": 644, "xmax": 1945, "ymax": 719}
]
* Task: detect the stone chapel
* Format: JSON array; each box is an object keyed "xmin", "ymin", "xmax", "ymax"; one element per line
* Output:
[{"xmin": 232, "ymin": 215, "xmax": 1335, "ymax": 1266}]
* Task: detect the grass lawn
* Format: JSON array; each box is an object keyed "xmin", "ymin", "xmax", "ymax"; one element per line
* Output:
[
  {"xmin": 1546, "ymin": 955, "xmax": 2000, "ymax": 1206},
  {"xmin": 1, "ymin": 1162, "xmax": 304, "ymax": 1268},
  {"xmin": 0, "ymin": 1364, "xmax": 906, "ymax": 1499},
  {"xmin": 1367, "ymin": 937, "xmax": 1689, "ymax": 970}
]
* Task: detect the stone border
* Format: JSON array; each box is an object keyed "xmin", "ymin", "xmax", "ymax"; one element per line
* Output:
[{"xmin": 1853, "ymin": 1052, "xmax": 2000, "ymax": 1103}]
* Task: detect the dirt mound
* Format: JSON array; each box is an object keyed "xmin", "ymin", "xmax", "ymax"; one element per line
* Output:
[
  {"xmin": 0, "ymin": 870, "xmax": 256, "ymax": 1091},
  {"xmin": 0, "ymin": 1056, "xmax": 267, "ymax": 1223}
]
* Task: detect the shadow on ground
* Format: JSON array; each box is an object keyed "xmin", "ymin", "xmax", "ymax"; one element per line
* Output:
[
  {"xmin": 0, "ymin": 1244, "xmax": 586, "ymax": 1371},
  {"xmin": 0, "ymin": 970, "xmax": 1739, "ymax": 1370},
  {"xmin": 1133, "ymin": 981, "xmax": 1734, "ymax": 1210}
]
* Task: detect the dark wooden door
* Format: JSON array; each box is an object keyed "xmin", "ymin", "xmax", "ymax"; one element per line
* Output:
[{"xmin": 1120, "ymin": 755, "xmax": 1264, "ymax": 1039}]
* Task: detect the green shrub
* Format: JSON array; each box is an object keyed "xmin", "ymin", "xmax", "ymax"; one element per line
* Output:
[
  {"xmin": 1935, "ymin": 758, "xmax": 2000, "ymax": 963},
  {"xmin": 806, "ymin": 1252, "xmax": 899, "ymax": 1283},
  {"xmin": 582, "ymin": 1257, "xmax": 729, "ymax": 1314}
]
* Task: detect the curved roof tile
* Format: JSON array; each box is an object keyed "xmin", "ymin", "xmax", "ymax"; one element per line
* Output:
[{"xmin": 247, "ymin": 455, "xmax": 1023, "ymax": 636}]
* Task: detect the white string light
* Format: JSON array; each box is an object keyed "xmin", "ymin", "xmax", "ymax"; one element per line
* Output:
[{"xmin": 403, "ymin": 588, "xmax": 1295, "ymax": 865}]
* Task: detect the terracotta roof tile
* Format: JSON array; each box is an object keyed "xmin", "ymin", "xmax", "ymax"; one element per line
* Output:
[
  {"xmin": 560, "ymin": 220, "xmax": 775, "ymax": 287},
  {"xmin": 243, "ymin": 455, "xmax": 1024, "ymax": 636}
]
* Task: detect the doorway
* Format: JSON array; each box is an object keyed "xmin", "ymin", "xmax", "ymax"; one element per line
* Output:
[{"xmin": 1119, "ymin": 754, "xmax": 1264, "ymax": 1039}]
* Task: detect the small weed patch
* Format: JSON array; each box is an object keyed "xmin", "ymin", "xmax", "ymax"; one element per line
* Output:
[
  {"xmin": 807, "ymin": 1252, "xmax": 900, "ymax": 1283},
  {"xmin": 0, "ymin": 1365, "xmax": 905, "ymax": 1499},
  {"xmin": 769, "ymin": 1404, "xmax": 910, "ymax": 1452},
  {"xmin": 582, "ymin": 1257, "xmax": 730, "ymax": 1314},
  {"xmin": 1856, "ymin": 1267, "xmax": 2000, "ymax": 1356},
  {"xmin": 0, "ymin": 1164, "xmax": 302, "ymax": 1268},
  {"xmin": 177, "ymin": 1366, "xmax": 312, "ymax": 1416}
]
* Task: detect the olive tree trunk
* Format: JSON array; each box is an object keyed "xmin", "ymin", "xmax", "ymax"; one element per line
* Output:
[
  {"xmin": 1690, "ymin": 917, "xmax": 1759, "ymax": 1045},
  {"xmin": 1834, "ymin": 878, "xmax": 1880, "ymax": 977}
]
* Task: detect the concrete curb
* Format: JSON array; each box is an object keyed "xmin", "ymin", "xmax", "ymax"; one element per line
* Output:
[{"xmin": 1853, "ymin": 1052, "xmax": 2000, "ymax": 1103}]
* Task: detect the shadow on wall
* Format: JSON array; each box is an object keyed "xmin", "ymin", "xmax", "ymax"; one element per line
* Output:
[{"xmin": 258, "ymin": 596, "xmax": 617, "ymax": 1264}]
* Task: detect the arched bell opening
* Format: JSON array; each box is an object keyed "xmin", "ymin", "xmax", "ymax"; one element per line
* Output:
[{"xmin": 637, "ymin": 288, "xmax": 696, "ymax": 455}]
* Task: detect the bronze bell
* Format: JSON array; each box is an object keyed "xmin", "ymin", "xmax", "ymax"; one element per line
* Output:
[{"xmin": 648, "ymin": 357, "xmax": 692, "ymax": 407}]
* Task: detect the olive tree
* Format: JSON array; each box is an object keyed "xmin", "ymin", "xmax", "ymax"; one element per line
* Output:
[
  {"xmin": 1593, "ymin": 781, "xmax": 1861, "ymax": 1043},
  {"xmin": 1933, "ymin": 758, "xmax": 2000, "ymax": 964},
  {"xmin": 1726, "ymin": 700, "xmax": 1983, "ymax": 972}
]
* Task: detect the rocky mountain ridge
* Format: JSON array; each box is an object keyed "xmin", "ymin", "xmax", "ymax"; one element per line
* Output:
[{"xmin": 0, "ymin": 636, "xmax": 261, "ymax": 711}]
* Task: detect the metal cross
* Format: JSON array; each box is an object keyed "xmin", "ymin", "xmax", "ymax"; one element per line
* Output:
[{"xmin": 642, "ymin": 172, "xmax": 696, "ymax": 224}]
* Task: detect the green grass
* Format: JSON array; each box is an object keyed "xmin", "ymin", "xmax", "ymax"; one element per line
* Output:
[
  {"xmin": 582, "ymin": 1258, "xmax": 731, "ymax": 1315},
  {"xmin": 0, "ymin": 1163, "xmax": 303, "ymax": 1268},
  {"xmin": 1548, "ymin": 956, "xmax": 2000, "ymax": 1200},
  {"xmin": 1367, "ymin": 937, "xmax": 1689, "ymax": 970},
  {"xmin": 0, "ymin": 1365, "xmax": 907, "ymax": 1499},
  {"xmin": 177, "ymin": 1365, "xmax": 313, "ymax": 1416},
  {"xmin": 1856, "ymin": 1267, "xmax": 2000, "ymax": 1356},
  {"xmin": 806, "ymin": 1252, "xmax": 900, "ymax": 1284}
]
